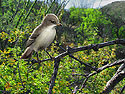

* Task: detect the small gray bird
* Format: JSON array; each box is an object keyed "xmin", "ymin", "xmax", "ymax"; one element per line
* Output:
[{"xmin": 21, "ymin": 14, "xmax": 62, "ymax": 60}]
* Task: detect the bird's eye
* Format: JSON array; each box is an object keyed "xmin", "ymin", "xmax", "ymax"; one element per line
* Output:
[{"xmin": 50, "ymin": 20, "xmax": 56, "ymax": 24}]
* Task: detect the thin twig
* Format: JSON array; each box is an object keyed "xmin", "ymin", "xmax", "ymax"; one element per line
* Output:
[
  {"xmin": 56, "ymin": 43, "xmax": 97, "ymax": 70},
  {"xmin": 9, "ymin": 0, "xmax": 21, "ymax": 23},
  {"xmin": 120, "ymin": 85, "xmax": 125, "ymax": 94},
  {"xmin": 17, "ymin": 59, "xmax": 25, "ymax": 88},
  {"xmin": 72, "ymin": 86, "xmax": 79, "ymax": 94},
  {"xmin": 79, "ymin": 59, "xmax": 125, "ymax": 92},
  {"xmin": 28, "ymin": 58, "xmax": 51, "ymax": 68}
]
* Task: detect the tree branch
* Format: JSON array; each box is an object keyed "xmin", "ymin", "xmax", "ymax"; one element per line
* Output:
[
  {"xmin": 79, "ymin": 59, "xmax": 125, "ymax": 93},
  {"xmin": 120, "ymin": 85, "xmax": 125, "ymax": 94},
  {"xmin": 56, "ymin": 43, "xmax": 97, "ymax": 70},
  {"xmin": 28, "ymin": 39, "xmax": 125, "ymax": 64},
  {"xmin": 48, "ymin": 58, "xmax": 60, "ymax": 94},
  {"xmin": 102, "ymin": 63, "xmax": 125, "ymax": 94},
  {"xmin": 68, "ymin": 39, "xmax": 125, "ymax": 53},
  {"xmin": 24, "ymin": 39, "xmax": 124, "ymax": 93}
]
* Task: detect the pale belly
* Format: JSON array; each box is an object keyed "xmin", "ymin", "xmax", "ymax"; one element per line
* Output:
[{"xmin": 32, "ymin": 28, "xmax": 56, "ymax": 52}]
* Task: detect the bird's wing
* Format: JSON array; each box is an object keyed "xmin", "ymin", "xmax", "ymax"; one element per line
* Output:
[{"xmin": 26, "ymin": 24, "xmax": 43, "ymax": 47}]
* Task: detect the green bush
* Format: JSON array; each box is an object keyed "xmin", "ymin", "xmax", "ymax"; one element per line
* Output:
[{"xmin": 0, "ymin": 1, "xmax": 124, "ymax": 93}]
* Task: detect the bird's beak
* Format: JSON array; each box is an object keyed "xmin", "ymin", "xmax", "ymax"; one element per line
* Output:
[{"xmin": 56, "ymin": 23, "xmax": 62, "ymax": 26}]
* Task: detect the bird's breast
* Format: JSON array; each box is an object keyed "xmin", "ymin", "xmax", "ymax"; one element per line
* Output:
[{"xmin": 33, "ymin": 26, "xmax": 56, "ymax": 51}]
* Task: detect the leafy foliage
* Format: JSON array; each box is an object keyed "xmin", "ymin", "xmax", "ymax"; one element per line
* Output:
[
  {"xmin": 69, "ymin": 7, "xmax": 125, "ymax": 44},
  {"xmin": 0, "ymin": 0, "xmax": 124, "ymax": 94}
]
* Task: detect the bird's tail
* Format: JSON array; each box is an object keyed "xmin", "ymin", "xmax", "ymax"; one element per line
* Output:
[{"xmin": 21, "ymin": 47, "xmax": 33, "ymax": 59}]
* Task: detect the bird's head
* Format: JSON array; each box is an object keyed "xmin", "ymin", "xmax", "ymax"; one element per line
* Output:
[{"xmin": 42, "ymin": 14, "xmax": 62, "ymax": 27}]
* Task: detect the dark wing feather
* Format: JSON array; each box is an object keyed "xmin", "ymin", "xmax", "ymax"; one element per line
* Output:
[{"xmin": 26, "ymin": 24, "xmax": 43, "ymax": 47}]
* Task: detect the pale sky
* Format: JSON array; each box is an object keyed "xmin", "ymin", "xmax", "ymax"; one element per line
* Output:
[{"xmin": 65, "ymin": 0, "xmax": 125, "ymax": 9}]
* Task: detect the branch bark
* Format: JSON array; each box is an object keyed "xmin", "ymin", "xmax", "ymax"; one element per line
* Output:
[
  {"xmin": 29, "ymin": 39, "xmax": 125, "ymax": 64},
  {"xmin": 25, "ymin": 39, "xmax": 125, "ymax": 93},
  {"xmin": 79, "ymin": 59, "xmax": 125, "ymax": 93},
  {"xmin": 68, "ymin": 39, "xmax": 125, "ymax": 53},
  {"xmin": 48, "ymin": 58, "xmax": 60, "ymax": 94},
  {"xmin": 120, "ymin": 85, "xmax": 125, "ymax": 94},
  {"xmin": 102, "ymin": 63, "xmax": 125, "ymax": 94}
]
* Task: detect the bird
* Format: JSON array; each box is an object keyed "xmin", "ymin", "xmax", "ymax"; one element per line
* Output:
[{"xmin": 21, "ymin": 14, "xmax": 62, "ymax": 61}]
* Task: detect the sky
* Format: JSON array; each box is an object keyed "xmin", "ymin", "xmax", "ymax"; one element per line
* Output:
[{"xmin": 65, "ymin": 0, "xmax": 125, "ymax": 9}]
